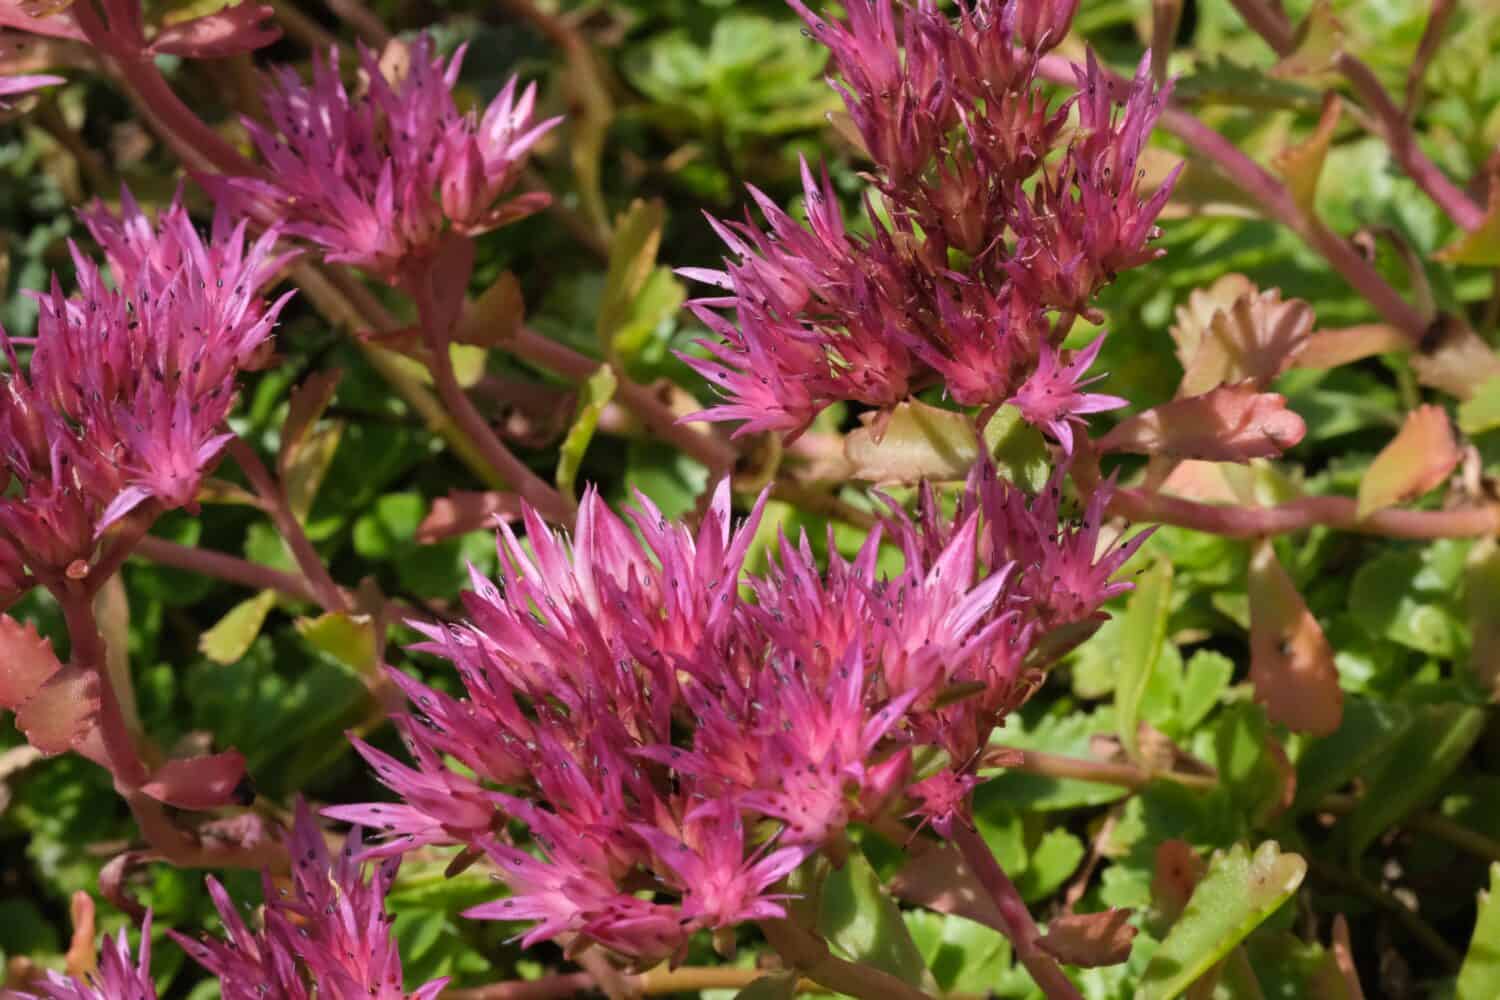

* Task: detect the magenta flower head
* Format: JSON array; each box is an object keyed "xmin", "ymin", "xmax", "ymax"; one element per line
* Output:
[
  {"xmin": 174, "ymin": 800, "xmax": 447, "ymax": 1000},
  {"xmin": 219, "ymin": 35, "xmax": 559, "ymax": 283},
  {"xmin": 683, "ymin": 0, "xmax": 1174, "ymax": 450},
  {"xmin": 9, "ymin": 914, "xmax": 157, "ymax": 1000},
  {"xmin": 0, "ymin": 189, "xmax": 291, "ymax": 590}
]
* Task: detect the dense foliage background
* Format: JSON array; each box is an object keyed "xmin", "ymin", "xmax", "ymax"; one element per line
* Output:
[{"xmin": 4, "ymin": 0, "xmax": 1500, "ymax": 995}]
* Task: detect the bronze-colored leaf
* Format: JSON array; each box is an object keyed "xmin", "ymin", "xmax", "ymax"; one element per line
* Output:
[
  {"xmin": 1038, "ymin": 909, "xmax": 1138, "ymax": 968},
  {"xmin": 417, "ymin": 490, "xmax": 523, "ymax": 543},
  {"xmin": 15, "ymin": 665, "xmax": 99, "ymax": 755},
  {"xmin": 1290, "ymin": 323, "xmax": 1408, "ymax": 370},
  {"xmin": 1097, "ymin": 384, "xmax": 1306, "ymax": 461},
  {"xmin": 1411, "ymin": 315, "xmax": 1500, "ymax": 400},
  {"xmin": 887, "ymin": 844, "xmax": 1007, "ymax": 933},
  {"xmin": 1356, "ymin": 404, "xmax": 1460, "ymax": 518},
  {"xmin": 1175, "ymin": 282, "xmax": 1314, "ymax": 397},
  {"xmin": 1248, "ymin": 540, "xmax": 1342, "ymax": 737},
  {"xmin": 0, "ymin": 614, "xmax": 62, "ymax": 709},
  {"xmin": 1272, "ymin": 92, "xmax": 1342, "ymax": 217}
]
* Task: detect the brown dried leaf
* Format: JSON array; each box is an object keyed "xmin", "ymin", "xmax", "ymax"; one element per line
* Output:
[
  {"xmin": 1356, "ymin": 404, "xmax": 1460, "ymax": 518},
  {"xmin": 1411, "ymin": 316, "xmax": 1500, "ymax": 400},
  {"xmin": 0, "ymin": 614, "xmax": 62, "ymax": 709},
  {"xmin": 1038, "ymin": 909, "xmax": 1138, "ymax": 968},
  {"xmin": 1152, "ymin": 839, "xmax": 1205, "ymax": 921},
  {"xmin": 1290, "ymin": 323, "xmax": 1408, "ymax": 370},
  {"xmin": 1097, "ymin": 385, "xmax": 1306, "ymax": 461},
  {"xmin": 1272, "ymin": 93, "xmax": 1342, "ymax": 217},
  {"xmin": 417, "ymin": 490, "xmax": 524, "ymax": 544},
  {"xmin": 1248, "ymin": 540, "xmax": 1343, "ymax": 736},
  {"xmin": 887, "ymin": 844, "xmax": 1007, "ymax": 933}
]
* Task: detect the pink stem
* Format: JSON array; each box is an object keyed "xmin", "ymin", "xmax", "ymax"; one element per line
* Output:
[
  {"xmin": 135, "ymin": 535, "xmax": 321, "ymax": 603},
  {"xmin": 1036, "ymin": 56, "xmax": 1431, "ymax": 343},
  {"xmin": 1224, "ymin": 0, "xmax": 1484, "ymax": 231},
  {"xmin": 952, "ymin": 823, "xmax": 1083, "ymax": 1000}
]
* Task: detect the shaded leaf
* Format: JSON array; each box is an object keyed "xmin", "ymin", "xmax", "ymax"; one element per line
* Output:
[
  {"xmin": 556, "ymin": 364, "xmax": 619, "ymax": 498},
  {"xmin": 1038, "ymin": 908, "xmax": 1137, "ymax": 968},
  {"xmin": 199, "ymin": 590, "xmax": 279, "ymax": 666},
  {"xmin": 1458, "ymin": 863, "xmax": 1500, "ymax": 1000},
  {"xmin": 278, "ymin": 369, "xmax": 342, "ymax": 480},
  {"xmin": 1346, "ymin": 702, "xmax": 1486, "ymax": 859},
  {"xmin": 1272, "ymin": 93, "xmax": 1342, "ymax": 218},
  {"xmin": 1411, "ymin": 317, "xmax": 1500, "ymax": 400},
  {"xmin": 284, "ymin": 420, "xmax": 345, "ymax": 523},
  {"xmin": 1247, "ymin": 540, "xmax": 1342, "ymax": 737},
  {"xmin": 845, "ymin": 401, "xmax": 1048, "ymax": 490},
  {"xmin": 1356, "ymin": 404, "xmax": 1459, "ymax": 518},
  {"xmin": 1140, "ymin": 842, "xmax": 1307, "ymax": 1000},
  {"xmin": 818, "ymin": 848, "xmax": 929, "ymax": 987},
  {"xmin": 0, "ymin": 614, "xmax": 62, "ymax": 709},
  {"xmin": 1467, "ymin": 538, "xmax": 1500, "ymax": 699},
  {"xmin": 1213, "ymin": 702, "xmax": 1296, "ymax": 825},
  {"xmin": 1116, "ymin": 559, "xmax": 1173, "ymax": 765},
  {"xmin": 1290, "ymin": 324, "xmax": 1408, "ymax": 370},
  {"xmin": 416, "ymin": 490, "xmax": 522, "ymax": 544},
  {"xmin": 1098, "ymin": 385, "xmax": 1305, "ymax": 461},
  {"xmin": 454, "ymin": 271, "xmax": 524, "ymax": 348},
  {"xmin": 733, "ymin": 972, "xmax": 797, "ymax": 1000}
]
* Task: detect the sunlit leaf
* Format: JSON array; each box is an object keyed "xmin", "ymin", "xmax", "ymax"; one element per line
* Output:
[
  {"xmin": 1457, "ymin": 863, "xmax": 1500, "ymax": 1000},
  {"xmin": 1355, "ymin": 404, "xmax": 1459, "ymax": 518},
  {"xmin": 818, "ymin": 848, "xmax": 929, "ymax": 987},
  {"xmin": 1247, "ymin": 540, "xmax": 1342, "ymax": 737},
  {"xmin": 199, "ymin": 590, "xmax": 279, "ymax": 666},
  {"xmin": 1098, "ymin": 385, "xmax": 1305, "ymax": 461},
  {"xmin": 556, "ymin": 364, "xmax": 619, "ymax": 498},
  {"xmin": 844, "ymin": 401, "xmax": 1048, "ymax": 489},
  {"xmin": 1038, "ymin": 908, "xmax": 1137, "ymax": 968},
  {"xmin": 295, "ymin": 612, "xmax": 380, "ymax": 677},
  {"xmin": 1116, "ymin": 559, "xmax": 1173, "ymax": 765},
  {"xmin": 1272, "ymin": 93, "xmax": 1342, "ymax": 218}
]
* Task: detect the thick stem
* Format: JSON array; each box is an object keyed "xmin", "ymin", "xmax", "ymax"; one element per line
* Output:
[
  {"xmin": 757, "ymin": 919, "xmax": 934, "ymax": 1000},
  {"xmin": 443, "ymin": 966, "xmax": 810, "ymax": 1000},
  {"xmin": 951, "ymin": 824, "xmax": 1083, "ymax": 1000},
  {"xmin": 57, "ymin": 585, "xmax": 148, "ymax": 789},
  {"xmin": 228, "ymin": 438, "xmax": 351, "ymax": 611},
  {"xmin": 134, "ymin": 535, "xmax": 320, "ymax": 604},
  {"xmin": 1225, "ymin": 0, "xmax": 1484, "ymax": 231}
]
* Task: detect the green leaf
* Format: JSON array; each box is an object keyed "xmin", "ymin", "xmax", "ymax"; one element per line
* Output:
[
  {"xmin": 295, "ymin": 612, "xmax": 380, "ymax": 677},
  {"xmin": 198, "ymin": 590, "xmax": 278, "ymax": 665},
  {"xmin": 1459, "ymin": 375, "xmax": 1500, "ymax": 436},
  {"xmin": 818, "ymin": 848, "xmax": 929, "ymax": 988},
  {"xmin": 1178, "ymin": 650, "xmax": 1233, "ymax": 731},
  {"xmin": 844, "ymin": 401, "xmax": 1049, "ymax": 490},
  {"xmin": 1458, "ymin": 863, "xmax": 1500, "ymax": 1000},
  {"xmin": 1212, "ymin": 703, "xmax": 1289, "ymax": 826},
  {"xmin": 1293, "ymin": 696, "xmax": 1411, "ymax": 811},
  {"xmin": 1116, "ymin": 559, "xmax": 1173, "ymax": 764},
  {"xmin": 556, "ymin": 364, "xmax": 618, "ymax": 498},
  {"xmin": 1140, "ymin": 842, "xmax": 1307, "ymax": 1000},
  {"xmin": 732, "ymin": 972, "xmax": 798, "ymax": 1000},
  {"xmin": 1350, "ymin": 550, "xmax": 1467, "ymax": 657},
  {"xmin": 903, "ymin": 910, "xmax": 1013, "ymax": 994},
  {"xmin": 598, "ymin": 199, "xmax": 665, "ymax": 357},
  {"xmin": 1346, "ymin": 702, "xmax": 1486, "ymax": 860},
  {"xmin": 1015, "ymin": 828, "xmax": 1086, "ymax": 903}
]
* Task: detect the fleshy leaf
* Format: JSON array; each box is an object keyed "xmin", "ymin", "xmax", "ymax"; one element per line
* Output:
[
  {"xmin": 295, "ymin": 612, "xmax": 380, "ymax": 676},
  {"xmin": 1437, "ymin": 189, "xmax": 1500, "ymax": 267},
  {"xmin": 733, "ymin": 972, "xmax": 798, "ymax": 1000},
  {"xmin": 1140, "ymin": 842, "xmax": 1307, "ymax": 1000},
  {"xmin": 1097, "ymin": 385, "xmax": 1306, "ymax": 461},
  {"xmin": 888, "ymin": 844, "xmax": 1007, "ymax": 932},
  {"xmin": 599, "ymin": 199, "xmax": 666, "ymax": 357},
  {"xmin": 1116, "ymin": 559, "xmax": 1173, "ymax": 765},
  {"xmin": 1038, "ymin": 909, "xmax": 1137, "ymax": 968},
  {"xmin": 1152, "ymin": 840, "xmax": 1205, "ymax": 922},
  {"xmin": 1411, "ymin": 317, "xmax": 1500, "ymax": 400},
  {"xmin": 416, "ymin": 490, "xmax": 523, "ymax": 543},
  {"xmin": 1272, "ymin": 93, "xmax": 1341, "ymax": 217},
  {"xmin": 1290, "ymin": 324, "xmax": 1408, "ymax": 370},
  {"xmin": 1174, "ymin": 281, "xmax": 1314, "ymax": 398},
  {"xmin": 845, "ymin": 401, "xmax": 1048, "ymax": 490},
  {"xmin": 284, "ymin": 420, "xmax": 345, "ymax": 523},
  {"xmin": 1458, "ymin": 863, "xmax": 1500, "ymax": 1000},
  {"xmin": 818, "ymin": 848, "xmax": 930, "ymax": 987},
  {"xmin": 15, "ymin": 665, "xmax": 100, "ymax": 755},
  {"xmin": 1458, "ymin": 375, "xmax": 1500, "ymax": 436},
  {"xmin": 279, "ymin": 370, "xmax": 342, "ymax": 480},
  {"xmin": 1355, "ymin": 404, "xmax": 1459, "ymax": 518},
  {"xmin": 1247, "ymin": 540, "xmax": 1342, "ymax": 737},
  {"xmin": 141, "ymin": 751, "xmax": 249, "ymax": 810},
  {"xmin": 454, "ymin": 271, "xmax": 525, "ymax": 348},
  {"xmin": 0, "ymin": 614, "xmax": 63, "ymax": 709},
  {"xmin": 557, "ymin": 364, "xmax": 618, "ymax": 498},
  {"xmin": 199, "ymin": 590, "xmax": 279, "ymax": 665},
  {"xmin": 1270, "ymin": 0, "xmax": 1344, "ymax": 79}
]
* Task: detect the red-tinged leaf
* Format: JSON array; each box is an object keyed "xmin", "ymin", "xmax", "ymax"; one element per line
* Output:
[
  {"xmin": 65, "ymin": 890, "xmax": 96, "ymax": 980},
  {"xmin": 149, "ymin": 2, "xmax": 278, "ymax": 58},
  {"xmin": 1170, "ymin": 275, "xmax": 1255, "ymax": 374},
  {"xmin": 417, "ymin": 232, "xmax": 477, "ymax": 340},
  {"xmin": 1157, "ymin": 461, "xmax": 1240, "ymax": 503},
  {"xmin": 1272, "ymin": 92, "xmax": 1341, "ymax": 217},
  {"xmin": 1356, "ymin": 404, "xmax": 1460, "ymax": 518},
  {"xmin": 0, "ymin": 614, "xmax": 62, "ymax": 709},
  {"xmin": 887, "ymin": 844, "xmax": 1007, "ymax": 933},
  {"xmin": 1175, "ymin": 284, "xmax": 1314, "ymax": 397},
  {"xmin": 1153, "ymin": 840, "xmax": 1206, "ymax": 921},
  {"xmin": 1248, "ymin": 540, "xmax": 1342, "ymax": 737},
  {"xmin": 142, "ymin": 751, "xmax": 250, "ymax": 810},
  {"xmin": 417, "ymin": 490, "xmax": 524, "ymax": 543},
  {"xmin": 1038, "ymin": 909, "xmax": 1138, "ymax": 967},
  {"xmin": 279, "ymin": 370, "xmax": 343, "ymax": 479},
  {"xmin": 454, "ymin": 271, "xmax": 524, "ymax": 348},
  {"xmin": 1332, "ymin": 915, "xmax": 1367, "ymax": 1000},
  {"xmin": 1290, "ymin": 324, "xmax": 1409, "ymax": 370},
  {"xmin": 1097, "ymin": 385, "xmax": 1306, "ymax": 461},
  {"xmin": 15, "ymin": 665, "xmax": 99, "ymax": 755}
]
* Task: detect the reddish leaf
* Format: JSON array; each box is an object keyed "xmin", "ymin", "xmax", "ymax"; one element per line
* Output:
[
  {"xmin": 1038, "ymin": 909, "xmax": 1137, "ymax": 968},
  {"xmin": 1290, "ymin": 324, "xmax": 1408, "ymax": 370},
  {"xmin": 1098, "ymin": 385, "xmax": 1306, "ymax": 461},
  {"xmin": 1173, "ymin": 279, "xmax": 1313, "ymax": 397},
  {"xmin": 0, "ymin": 614, "xmax": 62, "ymax": 709},
  {"xmin": 65, "ymin": 891, "xmax": 96, "ymax": 980},
  {"xmin": 887, "ymin": 844, "xmax": 1007, "ymax": 933},
  {"xmin": 417, "ymin": 490, "xmax": 524, "ymax": 543},
  {"xmin": 1356, "ymin": 404, "xmax": 1460, "ymax": 518},
  {"xmin": 1248, "ymin": 540, "xmax": 1343, "ymax": 737},
  {"xmin": 454, "ymin": 271, "xmax": 525, "ymax": 347},
  {"xmin": 148, "ymin": 2, "xmax": 279, "ymax": 58},
  {"xmin": 15, "ymin": 665, "xmax": 100, "ymax": 755},
  {"xmin": 141, "ymin": 751, "xmax": 250, "ymax": 810},
  {"xmin": 1152, "ymin": 839, "xmax": 1205, "ymax": 921}
]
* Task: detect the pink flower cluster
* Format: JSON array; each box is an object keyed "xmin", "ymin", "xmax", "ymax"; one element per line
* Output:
[
  {"xmin": 9, "ymin": 804, "xmax": 443, "ymax": 1000},
  {"xmin": 216, "ymin": 35, "xmax": 559, "ymax": 282},
  {"xmin": 330, "ymin": 464, "xmax": 1145, "ymax": 962},
  {"xmin": 0, "ymin": 191, "xmax": 291, "ymax": 600},
  {"xmin": 683, "ymin": 0, "xmax": 1175, "ymax": 444}
]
